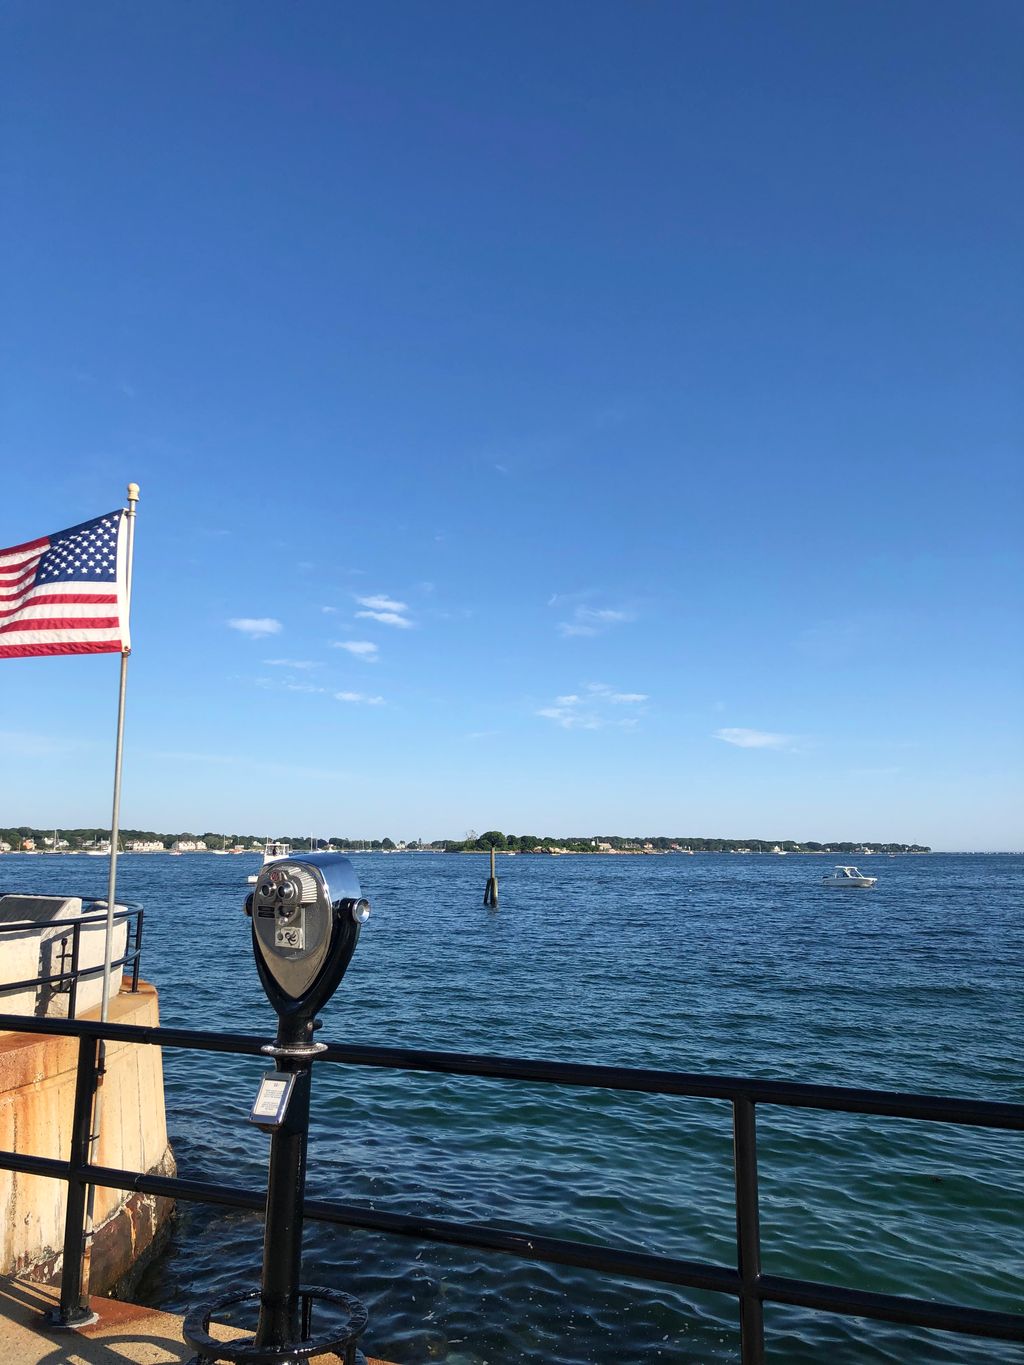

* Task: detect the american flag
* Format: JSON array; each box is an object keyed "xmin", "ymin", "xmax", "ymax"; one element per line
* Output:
[{"xmin": 0, "ymin": 510, "xmax": 130, "ymax": 659}]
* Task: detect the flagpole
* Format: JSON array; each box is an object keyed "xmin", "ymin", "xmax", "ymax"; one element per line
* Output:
[
  {"xmin": 75, "ymin": 482, "xmax": 138, "ymax": 1319},
  {"xmin": 100, "ymin": 481, "xmax": 139, "ymax": 1023}
]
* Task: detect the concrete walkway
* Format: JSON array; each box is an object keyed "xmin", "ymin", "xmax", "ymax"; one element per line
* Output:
[{"xmin": 0, "ymin": 1278, "xmax": 395, "ymax": 1364}]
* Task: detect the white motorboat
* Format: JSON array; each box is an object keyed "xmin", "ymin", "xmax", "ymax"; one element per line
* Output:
[
  {"xmin": 822, "ymin": 865, "xmax": 877, "ymax": 888},
  {"xmin": 247, "ymin": 839, "xmax": 292, "ymax": 885}
]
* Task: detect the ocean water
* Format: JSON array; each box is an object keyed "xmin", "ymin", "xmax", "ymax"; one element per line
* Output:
[{"xmin": 3, "ymin": 851, "xmax": 1022, "ymax": 1363}]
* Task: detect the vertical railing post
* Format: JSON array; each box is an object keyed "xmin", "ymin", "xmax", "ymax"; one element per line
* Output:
[
  {"xmin": 46, "ymin": 1033, "xmax": 101, "ymax": 1326},
  {"xmin": 733, "ymin": 1096, "xmax": 765, "ymax": 1365},
  {"xmin": 68, "ymin": 922, "xmax": 82, "ymax": 1020},
  {"xmin": 131, "ymin": 909, "xmax": 143, "ymax": 993}
]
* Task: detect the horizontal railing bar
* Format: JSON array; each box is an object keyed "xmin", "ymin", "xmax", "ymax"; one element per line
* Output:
[
  {"xmin": 757, "ymin": 1274, "xmax": 1024, "ymax": 1342},
  {"xmin": 0, "ymin": 908, "xmax": 141, "ymax": 933},
  {"xmin": 2, "ymin": 1150, "xmax": 1020, "ymax": 1343},
  {"xmin": 0, "ymin": 1150, "xmax": 740, "ymax": 1297},
  {"xmin": 0, "ymin": 1014, "xmax": 270, "ymax": 1055},
  {"xmin": 0, "ymin": 950, "xmax": 142, "ymax": 996},
  {"xmin": 0, "ymin": 1014, "xmax": 1021, "ymax": 1130},
  {"xmin": 296, "ymin": 1197, "xmax": 738, "ymax": 1296},
  {"xmin": 317, "ymin": 1043, "xmax": 1024, "ymax": 1129}
]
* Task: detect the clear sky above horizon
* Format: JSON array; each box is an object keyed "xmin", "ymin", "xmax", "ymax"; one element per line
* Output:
[{"xmin": 2, "ymin": 2, "xmax": 1021, "ymax": 849}]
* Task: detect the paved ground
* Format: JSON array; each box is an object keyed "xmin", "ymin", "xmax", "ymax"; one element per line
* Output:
[{"xmin": 0, "ymin": 1278, "xmax": 395, "ymax": 1364}]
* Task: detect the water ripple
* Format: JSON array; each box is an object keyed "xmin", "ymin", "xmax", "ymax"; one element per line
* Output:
[{"xmin": 5, "ymin": 851, "xmax": 1021, "ymax": 1362}]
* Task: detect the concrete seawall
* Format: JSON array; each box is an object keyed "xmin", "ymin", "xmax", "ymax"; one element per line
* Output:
[{"xmin": 0, "ymin": 981, "xmax": 174, "ymax": 1295}]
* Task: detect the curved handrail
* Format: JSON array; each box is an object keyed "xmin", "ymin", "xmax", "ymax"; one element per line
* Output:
[{"xmin": 0, "ymin": 904, "xmax": 144, "ymax": 1006}]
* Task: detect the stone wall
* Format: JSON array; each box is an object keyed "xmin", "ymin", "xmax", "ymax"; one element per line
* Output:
[{"xmin": 0, "ymin": 981, "xmax": 174, "ymax": 1293}]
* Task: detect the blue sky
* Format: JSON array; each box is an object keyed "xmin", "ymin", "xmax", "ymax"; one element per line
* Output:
[{"xmin": 1, "ymin": 2, "xmax": 1021, "ymax": 848}]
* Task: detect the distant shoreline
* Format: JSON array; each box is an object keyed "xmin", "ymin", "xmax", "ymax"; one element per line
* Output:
[
  {"xmin": 1, "ymin": 843, "xmax": 939, "ymax": 856},
  {"xmin": 1, "ymin": 825, "xmax": 932, "ymax": 856}
]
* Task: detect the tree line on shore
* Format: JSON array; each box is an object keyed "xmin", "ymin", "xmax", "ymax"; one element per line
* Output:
[{"xmin": 0, "ymin": 826, "xmax": 931, "ymax": 854}]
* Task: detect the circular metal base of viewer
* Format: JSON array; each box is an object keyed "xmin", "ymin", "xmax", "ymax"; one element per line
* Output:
[
  {"xmin": 183, "ymin": 1286, "xmax": 367, "ymax": 1365},
  {"xmin": 43, "ymin": 1304, "xmax": 100, "ymax": 1330}
]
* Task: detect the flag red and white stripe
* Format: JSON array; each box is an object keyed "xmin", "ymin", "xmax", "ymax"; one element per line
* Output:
[{"xmin": 0, "ymin": 509, "xmax": 130, "ymax": 659}]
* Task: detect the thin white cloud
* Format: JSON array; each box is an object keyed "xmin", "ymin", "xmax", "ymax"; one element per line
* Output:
[
  {"xmin": 537, "ymin": 685, "xmax": 648, "ymax": 731},
  {"xmin": 335, "ymin": 691, "xmax": 385, "ymax": 705},
  {"xmin": 256, "ymin": 678, "xmax": 327, "ymax": 695},
  {"xmin": 357, "ymin": 594, "xmax": 408, "ymax": 613},
  {"xmin": 264, "ymin": 659, "xmax": 321, "ymax": 670},
  {"xmin": 228, "ymin": 617, "xmax": 282, "ymax": 639},
  {"xmin": 713, "ymin": 728, "xmax": 792, "ymax": 750},
  {"xmin": 586, "ymin": 683, "xmax": 648, "ymax": 704},
  {"xmin": 333, "ymin": 640, "xmax": 379, "ymax": 661},
  {"xmin": 537, "ymin": 705, "xmax": 603, "ymax": 730},
  {"xmin": 558, "ymin": 606, "xmax": 632, "ymax": 638},
  {"xmin": 356, "ymin": 610, "xmax": 413, "ymax": 629}
]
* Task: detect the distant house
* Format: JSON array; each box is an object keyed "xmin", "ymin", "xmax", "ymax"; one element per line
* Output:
[
  {"xmin": 127, "ymin": 840, "xmax": 165, "ymax": 853},
  {"xmin": 171, "ymin": 839, "xmax": 207, "ymax": 852}
]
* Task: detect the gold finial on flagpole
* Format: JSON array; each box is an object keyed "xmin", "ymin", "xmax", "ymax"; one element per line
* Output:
[{"xmin": 127, "ymin": 482, "xmax": 140, "ymax": 504}]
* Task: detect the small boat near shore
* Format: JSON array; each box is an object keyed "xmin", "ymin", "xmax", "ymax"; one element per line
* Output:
[
  {"xmin": 247, "ymin": 839, "xmax": 292, "ymax": 885},
  {"xmin": 822, "ymin": 865, "xmax": 877, "ymax": 888}
]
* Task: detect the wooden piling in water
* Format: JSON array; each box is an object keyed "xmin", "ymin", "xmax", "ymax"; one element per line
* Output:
[{"xmin": 483, "ymin": 845, "xmax": 499, "ymax": 908}]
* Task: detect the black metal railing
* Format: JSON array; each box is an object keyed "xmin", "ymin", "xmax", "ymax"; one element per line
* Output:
[
  {"xmin": 0, "ymin": 901, "xmax": 143, "ymax": 1018},
  {"xmin": 0, "ymin": 1011, "xmax": 1020, "ymax": 1363}
]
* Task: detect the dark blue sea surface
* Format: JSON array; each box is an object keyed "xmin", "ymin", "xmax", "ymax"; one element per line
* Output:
[{"xmin": 4, "ymin": 852, "xmax": 1022, "ymax": 1363}]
